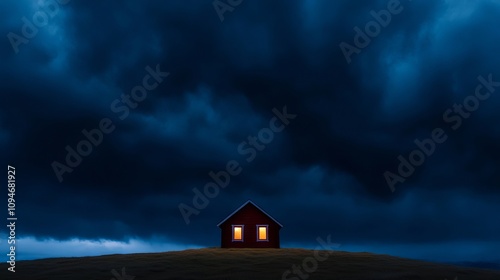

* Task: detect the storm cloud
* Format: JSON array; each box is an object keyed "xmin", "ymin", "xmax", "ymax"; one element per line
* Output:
[{"xmin": 1, "ymin": 0, "xmax": 500, "ymax": 263}]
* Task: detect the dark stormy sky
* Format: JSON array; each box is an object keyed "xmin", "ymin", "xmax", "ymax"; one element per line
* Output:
[{"xmin": 1, "ymin": 0, "xmax": 500, "ymax": 263}]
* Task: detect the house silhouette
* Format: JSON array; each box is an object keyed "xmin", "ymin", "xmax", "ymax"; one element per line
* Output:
[{"xmin": 217, "ymin": 200, "xmax": 283, "ymax": 248}]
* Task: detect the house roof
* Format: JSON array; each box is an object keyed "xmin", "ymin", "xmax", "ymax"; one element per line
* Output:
[{"xmin": 216, "ymin": 200, "xmax": 283, "ymax": 228}]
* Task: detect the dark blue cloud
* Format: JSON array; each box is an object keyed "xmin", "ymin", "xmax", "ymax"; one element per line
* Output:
[{"xmin": 1, "ymin": 0, "xmax": 499, "ymax": 264}]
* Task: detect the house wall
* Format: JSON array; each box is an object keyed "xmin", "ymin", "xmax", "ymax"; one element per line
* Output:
[{"xmin": 220, "ymin": 204, "xmax": 281, "ymax": 248}]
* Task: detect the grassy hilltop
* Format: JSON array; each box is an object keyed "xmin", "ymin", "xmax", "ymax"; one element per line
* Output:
[{"xmin": 1, "ymin": 248, "xmax": 499, "ymax": 280}]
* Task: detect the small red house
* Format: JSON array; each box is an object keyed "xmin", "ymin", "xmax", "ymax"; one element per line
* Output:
[{"xmin": 217, "ymin": 200, "xmax": 283, "ymax": 248}]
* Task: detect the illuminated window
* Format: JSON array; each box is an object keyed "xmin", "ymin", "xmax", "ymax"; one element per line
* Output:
[
  {"xmin": 232, "ymin": 225, "xmax": 243, "ymax": 241},
  {"xmin": 257, "ymin": 225, "xmax": 268, "ymax": 241}
]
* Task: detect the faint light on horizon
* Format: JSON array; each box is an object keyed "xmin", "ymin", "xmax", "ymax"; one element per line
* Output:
[{"xmin": 2, "ymin": 236, "xmax": 202, "ymax": 261}]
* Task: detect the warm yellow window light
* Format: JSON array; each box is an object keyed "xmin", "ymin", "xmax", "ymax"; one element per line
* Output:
[
  {"xmin": 258, "ymin": 226, "xmax": 267, "ymax": 240},
  {"xmin": 233, "ymin": 226, "xmax": 242, "ymax": 240}
]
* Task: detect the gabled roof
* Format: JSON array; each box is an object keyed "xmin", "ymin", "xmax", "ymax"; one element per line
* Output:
[{"xmin": 217, "ymin": 200, "xmax": 283, "ymax": 228}]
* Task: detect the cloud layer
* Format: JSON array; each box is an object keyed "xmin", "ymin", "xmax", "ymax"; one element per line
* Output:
[{"xmin": 1, "ymin": 0, "xmax": 500, "ymax": 262}]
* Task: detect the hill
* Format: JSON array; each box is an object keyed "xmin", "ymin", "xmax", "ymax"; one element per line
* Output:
[{"xmin": 1, "ymin": 248, "xmax": 499, "ymax": 279}]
